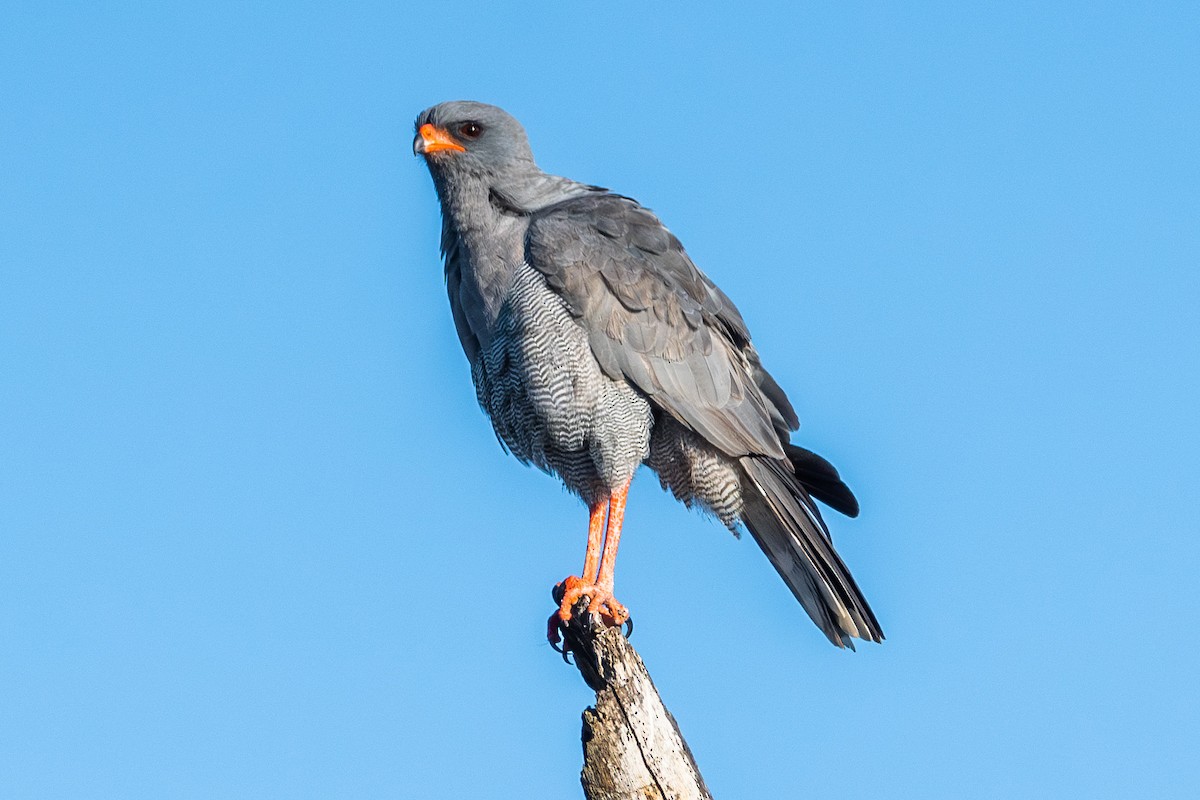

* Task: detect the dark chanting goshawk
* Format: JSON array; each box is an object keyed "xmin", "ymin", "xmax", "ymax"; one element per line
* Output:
[{"xmin": 414, "ymin": 101, "xmax": 883, "ymax": 649}]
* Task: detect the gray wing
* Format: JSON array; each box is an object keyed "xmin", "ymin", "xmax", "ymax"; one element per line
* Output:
[{"xmin": 525, "ymin": 194, "xmax": 794, "ymax": 459}]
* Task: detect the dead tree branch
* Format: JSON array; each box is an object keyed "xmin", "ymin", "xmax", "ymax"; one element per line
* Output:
[{"xmin": 556, "ymin": 604, "xmax": 714, "ymax": 800}]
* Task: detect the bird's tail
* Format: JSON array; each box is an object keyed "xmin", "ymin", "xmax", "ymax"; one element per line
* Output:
[{"xmin": 738, "ymin": 456, "xmax": 883, "ymax": 648}]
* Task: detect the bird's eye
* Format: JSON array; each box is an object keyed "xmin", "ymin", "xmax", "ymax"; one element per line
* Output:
[{"xmin": 458, "ymin": 122, "xmax": 483, "ymax": 140}]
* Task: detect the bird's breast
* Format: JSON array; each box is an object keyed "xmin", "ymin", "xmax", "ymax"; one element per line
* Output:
[
  {"xmin": 470, "ymin": 262, "xmax": 651, "ymax": 496},
  {"xmin": 446, "ymin": 217, "xmax": 530, "ymax": 351}
]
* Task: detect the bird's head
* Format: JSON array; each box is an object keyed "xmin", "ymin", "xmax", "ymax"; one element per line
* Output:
[{"xmin": 413, "ymin": 101, "xmax": 536, "ymax": 178}]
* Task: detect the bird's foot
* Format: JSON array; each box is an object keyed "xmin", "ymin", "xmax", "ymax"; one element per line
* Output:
[
  {"xmin": 557, "ymin": 575, "xmax": 630, "ymax": 626},
  {"xmin": 547, "ymin": 576, "xmax": 633, "ymax": 654}
]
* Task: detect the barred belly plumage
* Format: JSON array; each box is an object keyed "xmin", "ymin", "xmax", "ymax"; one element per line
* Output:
[{"xmin": 472, "ymin": 262, "xmax": 653, "ymax": 504}]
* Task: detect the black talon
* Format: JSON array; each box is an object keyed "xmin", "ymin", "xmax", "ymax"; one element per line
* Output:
[
  {"xmin": 623, "ymin": 615, "xmax": 634, "ymax": 638},
  {"xmin": 548, "ymin": 612, "xmax": 575, "ymax": 663},
  {"xmin": 553, "ymin": 627, "xmax": 574, "ymax": 663}
]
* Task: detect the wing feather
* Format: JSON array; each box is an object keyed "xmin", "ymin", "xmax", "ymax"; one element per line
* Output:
[{"xmin": 525, "ymin": 194, "xmax": 787, "ymax": 459}]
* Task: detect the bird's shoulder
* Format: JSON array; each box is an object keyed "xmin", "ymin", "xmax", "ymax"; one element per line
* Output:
[{"xmin": 525, "ymin": 193, "xmax": 751, "ymax": 350}]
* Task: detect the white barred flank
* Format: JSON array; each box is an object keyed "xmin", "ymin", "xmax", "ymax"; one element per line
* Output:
[{"xmin": 647, "ymin": 417, "xmax": 744, "ymax": 528}]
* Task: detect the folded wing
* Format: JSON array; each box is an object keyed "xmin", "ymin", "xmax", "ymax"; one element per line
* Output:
[{"xmin": 525, "ymin": 194, "xmax": 790, "ymax": 461}]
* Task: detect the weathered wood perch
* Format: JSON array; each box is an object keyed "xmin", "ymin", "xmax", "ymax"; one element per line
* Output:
[{"xmin": 555, "ymin": 597, "xmax": 714, "ymax": 800}]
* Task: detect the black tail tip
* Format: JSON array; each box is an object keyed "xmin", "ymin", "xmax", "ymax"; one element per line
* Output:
[{"xmin": 784, "ymin": 443, "xmax": 860, "ymax": 518}]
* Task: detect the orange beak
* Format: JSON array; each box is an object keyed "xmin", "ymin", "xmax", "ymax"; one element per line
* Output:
[{"xmin": 413, "ymin": 123, "xmax": 466, "ymax": 155}]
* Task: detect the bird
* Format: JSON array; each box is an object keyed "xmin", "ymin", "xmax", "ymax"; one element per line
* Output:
[{"xmin": 414, "ymin": 101, "xmax": 882, "ymax": 649}]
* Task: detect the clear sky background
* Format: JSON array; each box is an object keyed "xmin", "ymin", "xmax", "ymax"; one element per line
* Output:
[{"xmin": 3, "ymin": 3, "xmax": 1198, "ymax": 798}]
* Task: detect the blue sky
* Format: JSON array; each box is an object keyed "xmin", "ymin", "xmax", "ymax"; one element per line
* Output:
[{"xmin": 2, "ymin": 3, "xmax": 1198, "ymax": 797}]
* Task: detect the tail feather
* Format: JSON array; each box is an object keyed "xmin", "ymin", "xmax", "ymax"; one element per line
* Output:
[
  {"xmin": 739, "ymin": 457, "xmax": 883, "ymax": 648},
  {"xmin": 784, "ymin": 443, "xmax": 860, "ymax": 518}
]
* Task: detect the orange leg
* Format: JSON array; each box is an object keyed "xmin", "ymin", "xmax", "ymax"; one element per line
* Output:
[
  {"xmin": 581, "ymin": 499, "xmax": 607, "ymax": 583},
  {"xmin": 550, "ymin": 481, "xmax": 632, "ymax": 641},
  {"xmin": 587, "ymin": 482, "xmax": 628, "ymax": 618}
]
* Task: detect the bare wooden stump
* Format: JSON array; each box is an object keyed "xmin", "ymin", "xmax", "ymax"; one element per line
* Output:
[{"xmin": 554, "ymin": 601, "xmax": 714, "ymax": 800}]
